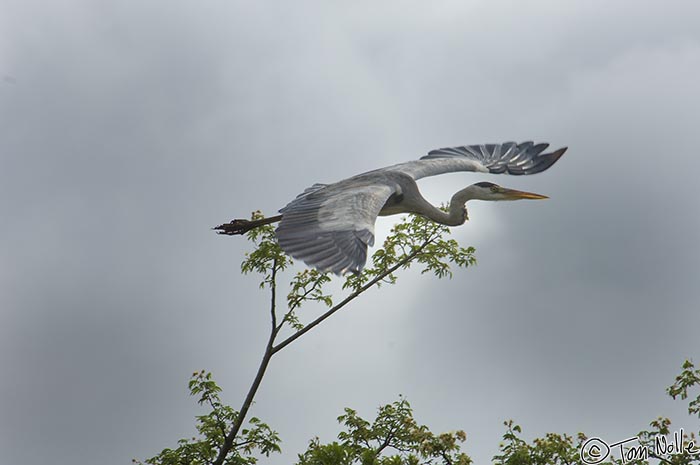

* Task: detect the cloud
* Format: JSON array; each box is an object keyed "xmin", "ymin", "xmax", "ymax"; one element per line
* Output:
[{"xmin": 1, "ymin": 1, "xmax": 699, "ymax": 464}]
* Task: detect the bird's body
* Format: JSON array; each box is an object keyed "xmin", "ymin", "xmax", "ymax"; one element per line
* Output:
[{"xmin": 216, "ymin": 141, "xmax": 566, "ymax": 275}]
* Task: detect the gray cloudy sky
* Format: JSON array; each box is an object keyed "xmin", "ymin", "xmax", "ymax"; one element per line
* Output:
[{"xmin": 1, "ymin": 1, "xmax": 699, "ymax": 464}]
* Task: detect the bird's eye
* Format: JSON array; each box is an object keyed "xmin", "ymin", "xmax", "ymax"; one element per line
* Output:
[{"xmin": 490, "ymin": 185, "xmax": 499, "ymax": 193}]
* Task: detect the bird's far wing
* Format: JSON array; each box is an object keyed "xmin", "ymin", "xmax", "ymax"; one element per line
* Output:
[
  {"xmin": 390, "ymin": 141, "xmax": 566, "ymax": 180},
  {"xmin": 276, "ymin": 180, "xmax": 396, "ymax": 275}
]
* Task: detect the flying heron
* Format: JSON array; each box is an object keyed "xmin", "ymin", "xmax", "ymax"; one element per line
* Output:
[{"xmin": 215, "ymin": 141, "xmax": 566, "ymax": 275}]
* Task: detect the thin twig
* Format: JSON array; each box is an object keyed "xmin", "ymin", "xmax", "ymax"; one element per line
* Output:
[
  {"xmin": 279, "ymin": 278, "xmax": 326, "ymax": 332},
  {"xmin": 648, "ymin": 452, "xmax": 675, "ymax": 465},
  {"xmin": 374, "ymin": 431, "xmax": 395, "ymax": 457},
  {"xmin": 212, "ymin": 260, "xmax": 279, "ymax": 465},
  {"xmin": 204, "ymin": 392, "xmax": 227, "ymax": 439},
  {"xmin": 271, "ymin": 239, "xmax": 432, "ymax": 355},
  {"xmin": 270, "ymin": 259, "xmax": 278, "ymax": 334}
]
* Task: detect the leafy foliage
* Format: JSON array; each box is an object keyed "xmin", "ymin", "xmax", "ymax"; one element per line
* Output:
[
  {"xmin": 135, "ymin": 371, "xmax": 280, "ymax": 465},
  {"xmin": 626, "ymin": 359, "xmax": 700, "ymax": 465},
  {"xmin": 492, "ymin": 360, "xmax": 700, "ymax": 465},
  {"xmin": 239, "ymin": 211, "xmax": 475, "ymax": 338},
  {"xmin": 492, "ymin": 420, "xmax": 588, "ymax": 465},
  {"xmin": 240, "ymin": 211, "xmax": 291, "ymax": 289},
  {"xmin": 342, "ymin": 213, "xmax": 476, "ymax": 292},
  {"xmin": 285, "ymin": 269, "xmax": 333, "ymax": 330},
  {"xmin": 296, "ymin": 398, "xmax": 472, "ymax": 465},
  {"xmin": 140, "ymin": 210, "xmax": 698, "ymax": 465},
  {"xmin": 139, "ymin": 211, "xmax": 478, "ymax": 464},
  {"xmin": 669, "ymin": 360, "xmax": 700, "ymax": 418}
]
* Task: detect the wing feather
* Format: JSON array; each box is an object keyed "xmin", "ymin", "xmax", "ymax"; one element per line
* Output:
[
  {"xmin": 416, "ymin": 142, "xmax": 566, "ymax": 179},
  {"xmin": 276, "ymin": 180, "xmax": 396, "ymax": 275},
  {"xmin": 389, "ymin": 141, "xmax": 566, "ymax": 179}
]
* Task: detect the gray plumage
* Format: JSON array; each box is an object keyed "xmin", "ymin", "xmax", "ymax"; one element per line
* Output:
[{"xmin": 275, "ymin": 141, "xmax": 566, "ymax": 275}]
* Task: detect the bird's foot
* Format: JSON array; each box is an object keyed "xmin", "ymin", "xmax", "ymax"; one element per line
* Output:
[{"xmin": 213, "ymin": 219, "xmax": 253, "ymax": 235}]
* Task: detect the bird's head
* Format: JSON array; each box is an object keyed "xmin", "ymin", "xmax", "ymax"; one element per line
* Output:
[{"xmin": 469, "ymin": 181, "xmax": 549, "ymax": 201}]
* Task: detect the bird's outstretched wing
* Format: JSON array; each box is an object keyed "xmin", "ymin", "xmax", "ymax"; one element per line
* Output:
[
  {"xmin": 390, "ymin": 141, "xmax": 566, "ymax": 180},
  {"xmin": 276, "ymin": 141, "xmax": 566, "ymax": 275},
  {"xmin": 276, "ymin": 179, "xmax": 397, "ymax": 275}
]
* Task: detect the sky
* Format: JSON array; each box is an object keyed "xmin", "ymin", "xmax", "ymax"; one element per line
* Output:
[{"xmin": 1, "ymin": 1, "xmax": 699, "ymax": 464}]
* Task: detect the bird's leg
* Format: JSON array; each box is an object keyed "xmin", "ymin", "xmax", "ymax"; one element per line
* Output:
[{"xmin": 213, "ymin": 215, "xmax": 283, "ymax": 235}]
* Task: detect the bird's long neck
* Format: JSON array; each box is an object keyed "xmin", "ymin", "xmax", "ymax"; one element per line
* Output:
[{"xmin": 419, "ymin": 185, "xmax": 479, "ymax": 226}]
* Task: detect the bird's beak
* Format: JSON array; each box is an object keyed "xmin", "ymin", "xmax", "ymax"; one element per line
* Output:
[{"xmin": 501, "ymin": 188, "xmax": 549, "ymax": 200}]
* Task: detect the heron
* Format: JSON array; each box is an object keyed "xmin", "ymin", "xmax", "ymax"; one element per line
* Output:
[{"xmin": 215, "ymin": 141, "xmax": 566, "ymax": 275}]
